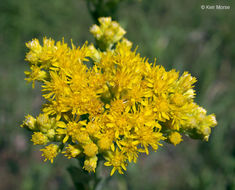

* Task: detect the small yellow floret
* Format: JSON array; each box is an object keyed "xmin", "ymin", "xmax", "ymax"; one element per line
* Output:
[
  {"xmin": 83, "ymin": 156, "xmax": 98, "ymax": 172},
  {"xmin": 31, "ymin": 132, "xmax": 48, "ymax": 145},
  {"xmin": 104, "ymin": 149, "xmax": 127, "ymax": 176},
  {"xmin": 21, "ymin": 115, "xmax": 36, "ymax": 130},
  {"xmin": 169, "ymin": 132, "xmax": 183, "ymax": 146},
  {"xmin": 25, "ymin": 39, "xmax": 42, "ymax": 63},
  {"xmin": 40, "ymin": 144, "xmax": 59, "ymax": 163},
  {"xmin": 83, "ymin": 143, "xmax": 98, "ymax": 157},
  {"xmin": 25, "ymin": 66, "xmax": 48, "ymax": 88},
  {"xmin": 171, "ymin": 93, "xmax": 186, "ymax": 107},
  {"xmin": 76, "ymin": 131, "xmax": 91, "ymax": 145},
  {"xmin": 36, "ymin": 114, "xmax": 51, "ymax": 131},
  {"xmin": 88, "ymin": 44, "xmax": 101, "ymax": 62},
  {"xmin": 47, "ymin": 129, "xmax": 55, "ymax": 139},
  {"xmin": 98, "ymin": 137, "xmax": 113, "ymax": 151},
  {"xmin": 200, "ymin": 127, "xmax": 211, "ymax": 141},
  {"xmin": 63, "ymin": 144, "xmax": 81, "ymax": 159}
]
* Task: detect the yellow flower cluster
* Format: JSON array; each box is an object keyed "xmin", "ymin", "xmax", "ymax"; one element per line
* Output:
[{"xmin": 21, "ymin": 17, "xmax": 217, "ymax": 175}]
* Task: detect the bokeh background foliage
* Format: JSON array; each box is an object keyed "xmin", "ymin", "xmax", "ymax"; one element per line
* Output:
[{"xmin": 0, "ymin": 0, "xmax": 234, "ymax": 189}]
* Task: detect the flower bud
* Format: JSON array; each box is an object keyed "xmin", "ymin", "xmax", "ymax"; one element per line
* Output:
[
  {"xmin": 40, "ymin": 144, "xmax": 59, "ymax": 163},
  {"xmin": 63, "ymin": 144, "xmax": 82, "ymax": 159},
  {"xmin": 21, "ymin": 115, "xmax": 37, "ymax": 130},
  {"xmin": 83, "ymin": 142, "xmax": 98, "ymax": 157},
  {"xmin": 169, "ymin": 132, "xmax": 183, "ymax": 146},
  {"xmin": 47, "ymin": 129, "xmax": 56, "ymax": 139},
  {"xmin": 31, "ymin": 132, "xmax": 48, "ymax": 145},
  {"xmin": 36, "ymin": 114, "xmax": 52, "ymax": 132},
  {"xmin": 83, "ymin": 156, "xmax": 98, "ymax": 172}
]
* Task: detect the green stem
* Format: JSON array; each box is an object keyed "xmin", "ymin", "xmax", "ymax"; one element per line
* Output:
[{"xmin": 67, "ymin": 159, "xmax": 107, "ymax": 190}]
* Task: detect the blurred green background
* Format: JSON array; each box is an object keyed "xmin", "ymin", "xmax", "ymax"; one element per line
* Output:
[{"xmin": 0, "ymin": 0, "xmax": 234, "ymax": 189}]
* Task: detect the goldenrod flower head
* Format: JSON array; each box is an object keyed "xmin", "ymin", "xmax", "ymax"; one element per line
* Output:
[
  {"xmin": 169, "ymin": 132, "xmax": 183, "ymax": 146},
  {"xmin": 21, "ymin": 115, "xmax": 37, "ymax": 130},
  {"xmin": 183, "ymin": 105, "xmax": 217, "ymax": 140},
  {"xmin": 36, "ymin": 114, "xmax": 55, "ymax": 133},
  {"xmin": 98, "ymin": 136, "xmax": 113, "ymax": 151},
  {"xmin": 31, "ymin": 132, "xmax": 49, "ymax": 145},
  {"xmin": 21, "ymin": 17, "xmax": 217, "ymax": 176},
  {"xmin": 90, "ymin": 24, "xmax": 102, "ymax": 39},
  {"xmin": 25, "ymin": 39, "xmax": 42, "ymax": 63},
  {"xmin": 121, "ymin": 38, "xmax": 133, "ymax": 48},
  {"xmin": 171, "ymin": 93, "xmax": 186, "ymax": 107},
  {"xmin": 104, "ymin": 149, "xmax": 127, "ymax": 176},
  {"xmin": 75, "ymin": 130, "xmax": 91, "ymax": 145},
  {"xmin": 99, "ymin": 17, "xmax": 112, "ymax": 25},
  {"xmin": 40, "ymin": 144, "xmax": 59, "ymax": 163},
  {"xmin": 25, "ymin": 66, "xmax": 48, "ymax": 88},
  {"xmin": 83, "ymin": 143, "xmax": 98, "ymax": 157},
  {"xmin": 57, "ymin": 121, "xmax": 80, "ymax": 143},
  {"xmin": 63, "ymin": 144, "xmax": 81, "ymax": 159},
  {"xmin": 88, "ymin": 44, "xmax": 101, "ymax": 62},
  {"xmin": 83, "ymin": 156, "xmax": 98, "ymax": 172},
  {"xmin": 46, "ymin": 129, "xmax": 56, "ymax": 139},
  {"xmin": 26, "ymin": 38, "xmax": 41, "ymax": 51}
]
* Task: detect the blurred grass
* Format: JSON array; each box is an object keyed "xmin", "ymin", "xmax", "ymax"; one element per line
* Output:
[{"xmin": 0, "ymin": 0, "xmax": 234, "ymax": 189}]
